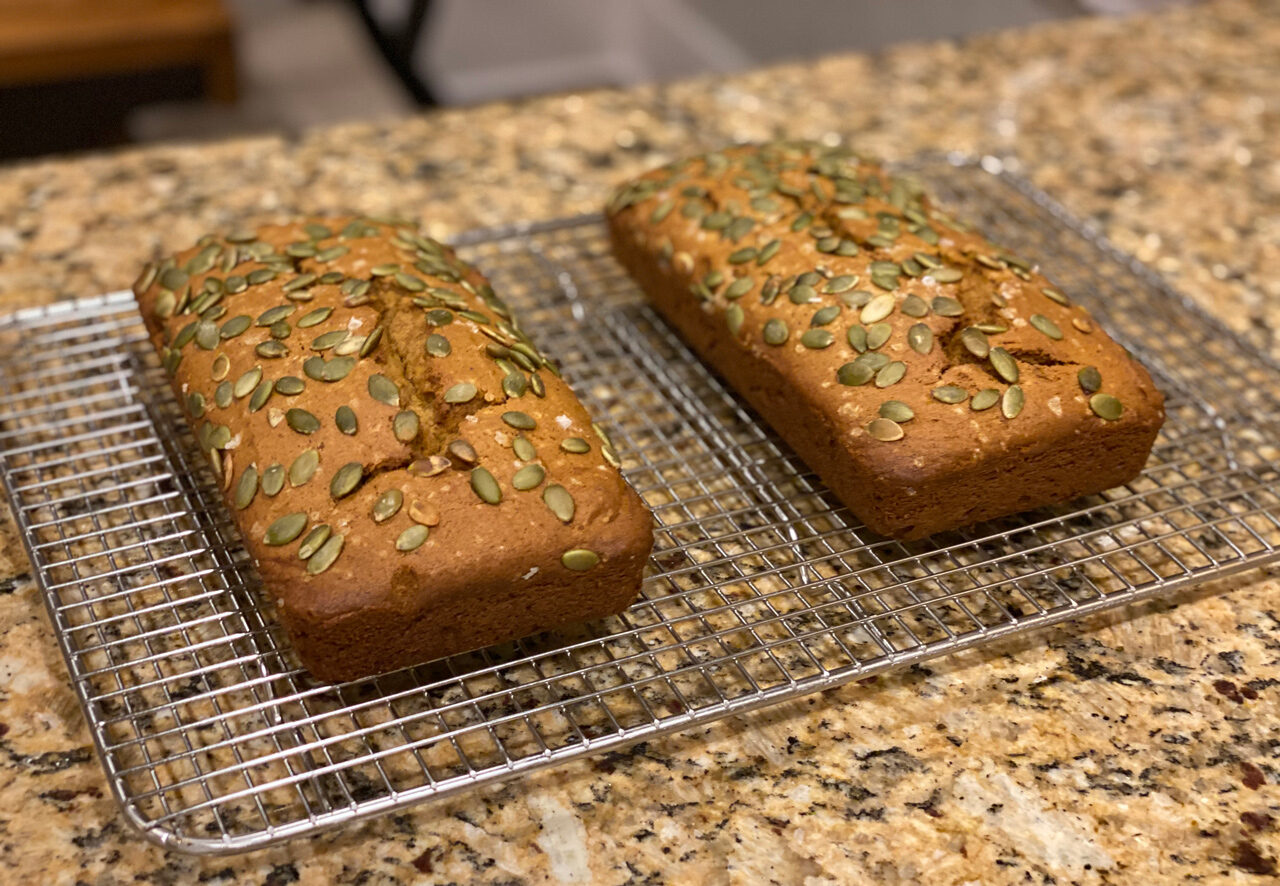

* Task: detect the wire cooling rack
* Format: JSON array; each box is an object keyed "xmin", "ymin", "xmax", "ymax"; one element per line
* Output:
[{"xmin": 1, "ymin": 156, "xmax": 1278, "ymax": 855}]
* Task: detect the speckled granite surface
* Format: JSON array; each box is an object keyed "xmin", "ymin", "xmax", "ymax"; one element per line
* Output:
[{"xmin": 1, "ymin": 1, "xmax": 1278, "ymax": 882}]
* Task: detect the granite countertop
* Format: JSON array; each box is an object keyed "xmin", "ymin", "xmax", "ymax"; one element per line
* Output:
[{"xmin": 1, "ymin": 1, "xmax": 1278, "ymax": 882}]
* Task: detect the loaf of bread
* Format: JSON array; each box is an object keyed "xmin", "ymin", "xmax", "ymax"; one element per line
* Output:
[
  {"xmin": 134, "ymin": 218, "xmax": 653, "ymax": 682},
  {"xmin": 607, "ymin": 142, "xmax": 1164, "ymax": 539}
]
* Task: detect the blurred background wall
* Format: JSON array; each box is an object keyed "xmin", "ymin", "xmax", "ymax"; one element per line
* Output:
[{"xmin": 0, "ymin": 0, "xmax": 1190, "ymax": 161}]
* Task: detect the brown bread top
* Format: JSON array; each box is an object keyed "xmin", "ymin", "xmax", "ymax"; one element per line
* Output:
[
  {"xmin": 134, "ymin": 217, "xmax": 652, "ymax": 680},
  {"xmin": 607, "ymin": 142, "xmax": 1164, "ymax": 538}
]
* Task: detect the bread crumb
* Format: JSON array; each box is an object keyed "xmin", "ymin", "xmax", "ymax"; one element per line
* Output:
[
  {"xmin": 521, "ymin": 567, "xmax": 539, "ymax": 581},
  {"xmin": 555, "ymin": 414, "xmax": 573, "ymax": 429},
  {"xmin": 1048, "ymin": 396, "xmax": 1062, "ymax": 416}
]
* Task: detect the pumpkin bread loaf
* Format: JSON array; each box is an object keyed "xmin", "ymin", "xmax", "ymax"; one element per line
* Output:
[
  {"xmin": 607, "ymin": 142, "xmax": 1164, "ymax": 539},
  {"xmin": 134, "ymin": 217, "xmax": 653, "ymax": 682}
]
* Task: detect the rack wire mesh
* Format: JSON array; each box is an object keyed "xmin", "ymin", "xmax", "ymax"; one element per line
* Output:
[{"xmin": 0, "ymin": 156, "xmax": 1278, "ymax": 855}]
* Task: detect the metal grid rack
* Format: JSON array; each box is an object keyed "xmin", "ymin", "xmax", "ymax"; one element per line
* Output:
[{"xmin": 1, "ymin": 156, "xmax": 1278, "ymax": 855}]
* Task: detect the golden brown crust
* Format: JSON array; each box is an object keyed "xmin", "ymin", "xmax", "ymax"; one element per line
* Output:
[
  {"xmin": 607, "ymin": 142, "xmax": 1165, "ymax": 539},
  {"xmin": 134, "ymin": 217, "xmax": 652, "ymax": 682}
]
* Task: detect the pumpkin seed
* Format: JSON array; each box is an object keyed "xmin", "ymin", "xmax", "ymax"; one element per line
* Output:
[
  {"xmin": 541, "ymin": 484, "xmax": 575, "ymax": 523},
  {"xmin": 393, "ymin": 410, "xmax": 419, "ymax": 442},
  {"xmin": 211, "ymin": 353, "xmax": 230, "ymax": 381},
  {"xmin": 875, "ymin": 361, "xmax": 907, "ymax": 388},
  {"xmin": 907, "ymin": 323, "xmax": 933, "ymax": 355},
  {"xmin": 257, "ymin": 304, "xmax": 294, "ymax": 326},
  {"xmin": 725, "ymin": 304, "xmax": 745, "ymax": 335},
  {"xmin": 988, "ymin": 347, "xmax": 1019, "ymax": 383},
  {"xmin": 811, "ymin": 305, "xmax": 841, "ymax": 327},
  {"xmin": 847, "ymin": 325, "xmax": 868, "ymax": 353},
  {"xmin": 225, "ymin": 274, "xmax": 247, "ymax": 294},
  {"xmin": 503, "ymin": 372, "xmax": 528, "ymax": 398},
  {"xmin": 298, "ymin": 524, "xmax": 332, "ymax": 559},
  {"xmin": 560, "ymin": 437, "xmax": 590, "ymax": 454},
  {"xmin": 801, "ymin": 329, "xmax": 834, "ymax": 349},
  {"xmin": 1002, "ymin": 385, "xmax": 1025, "ymax": 419},
  {"xmin": 444, "ymin": 382, "xmax": 476, "ymax": 404},
  {"xmin": 221, "ymin": 315, "xmax": 252, "ymax": 339},
  {"xmin": 306, "ymin": 534, "xmax": 344, "ymax": 574},
  {"xmin": 1090, "ymin": 393, "xmax": 1123, "ymax": 421},
  {"xmin": 789, "ymin": 284, "xmax": 817, "ymax": 305},
  {"xmin": 502, "ymin": 411, "xmax": 536, "ymax": 430},
  {"xmin": 1029, "ymin": 313, "xmax": 1063, "ymax": 340},
  {"xmin": 396, "ymin": 525, "xmax": 429, "ymax": 552},
  {"xmin": 289, "ymin": 449, "xmax": 319, "ymax": 486},
  {"xmin": 724, "ymin": 277, "xmax": 754, "ymax": 300},
  {"xmin": 368, "ymin": 374, "xmax": 400, "ymax": 406},
  {"xmin": 763, "ymin": 318, "xmax": 789, "ymax": 345},
  {"xmin": 335, "ymin": 405, "xmax": 358, "ymax": 436},
  {"xmin": 513, "ymin": 464, "xmax": 546, "ymax": 490},
  {"xmin": 394, "ymin": 271, "xmax": 427, "ymax": 292},
  {"xmin": 248, "ymin": 378, "xmax": 274, "ymax": 412},
  {"xmin": 932, "ymin": 385, "xmax": 968, "ymax": 404},
  {"xmin": 303, "ymin": 356, "xmax": 326, "ymax": 380},
  {"xmin": 561, "ymin": 548, "xmax": 600, "ymax": 571},
  {"xmin": 447, "ymin": 439, "xmax": 478, "ymax": 464},
  {"xmin": 296, "ymin": 306, "xmax": 332, "ymax": 329},
  {"xmin": 371, "ymin": 262, "xmax": 399, "ymax": 277},
  {"xmin": 426, "ymin": 308, "xmax": 454, "ymax": 326},
  {"xmin": 247, "ymin": 268, "xmax": 277, "ymax": 286},
  {"xmin": 971, "ymin": 388, "xmax": 1000, "ymax": 411},
  {"xmin": 409, "ymin": 455, "xmax": 451, "ymax": 477},
  {"xmin": 264, "ymin": 512, "xmax": 308, "ymax": 546},
  {"xmin": 470, "ymin": 467, "xmax": 502, "ymax": 504},
  {"xmin": 1041, "ymin": 287, "xmax": 1070, "ymax": 306},
  {"xmin": 256, "ymin": 340, "xmax": 288, "ymax": 359},
  {"xmin": 283, "ymin": 272, "xmax": 317, "ymax": 293},
  {"xmin": 234, "ymin": 466, "xmax": 258, "ymax": 510},
  {"xmin": 860, "ymin": 293, "xmax": 895, "ymax": 324},
  {"xmin": 330, "ymin": 462, "xmax": 364, "ymax": 499},
  {"xmin": 372, "ymin": 489, "xmax": 403, "ymax": 523},
  {"xmin": 931, "ymin": 296, "xmax": 963, "ymax": 317},
  {"xmin": 865, "ymin": 322, "xmax": 892, "ymax": 350},
  {"xmin": 261, "ymin": 463, "xmax": 285, "ymax": 496},
  {"xmin": 268, "ymin": 320, "xmax": 291, "ymax": 339},
  {"xmin": 837, "ymin": 361, "xmax": 874, "ymax": 386},
  {"xmin": 275, "ymin": 376, "xmax": 305, "ymax": 396},
  {"xmin": 901, "ymin": 294, "xmax": 929, "ymax": 317},
  {"xmin": 321, "ymin": 355, "xmax": 356, "ymax": 381},
  {"xmin": 960, "ymin": 327, "xmax": 990, "ymax": 358},
  {"xmin": 174, "ymin": 321, "xmax": 199, "ymax": 349},
  {"xmin": 867, "ymin": 418, "xmax": 904, "ymax": 442},
  {"xmin": 359, "ymin": 326, "xmax": 383, "ymax": 358},
  {"xmin": 879, "ymin": 400, "xmax": 914, "ymax": 422},
  {"xmin": 286, "ymin": 408, "xmax": 320, "ymax": 434},
  {"xmin": 234, "ymin": 366, "xmax": 262, "ymax": 398},
  {"xmin": 930, "ymin": 267, "xmax": 963, "ymax": 283},
  {"xmin": 187, "ymin": 391, "xmax": 206, "ymax": 418},
  {"xmin": 823, "ymin": 275, "xmax": 858, "ymax": 294},
  {"xmin": 214, "ymin": 380, "xmax": 233, "ymax": 408},
  {"xmin": 1078, "ymin": 366, "xmax": 1102, "ymax": 394},
  {"xmin": 408, "ymin": 500, "xmax": 439, "ymax": 526},
  {"xmin": 310, "ymin": 330, "xmax": 347, "ymax": 351}
]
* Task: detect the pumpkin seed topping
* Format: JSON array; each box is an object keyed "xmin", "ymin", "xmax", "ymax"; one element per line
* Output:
[
  {"xmin": 306, "ymin": 534, "xmax": 344, "ymax": 574},
  {"xmin": 470, "ymin": 467, "xmax": 502, "ymax": 504},
  {"xmin": 409, "ymin": 455, "xmax": 451, "ymax": 477},
  {"xmin": 396, "ymin": 525, "xmax": 429, "ymax": 552},
  {"xmin": 426, "ymin": 333, "xmax": 451, "ymax": 357},
  {"xmin": 261, "ymin": 463, "xmax": 285, "ymax": 497},
  {"xmin": 372, "ymin": 489, "xmax": 403, "ymax": 523},
  {"xmin": 368, "ymin": 374, "xmax": 400, "ymax": 406},
  {"xmin": 875, "ymin": 361, "xmax": 907, "ymax": 388},
  {"xmin": 931, "ymin": 296, "xmax": 963, "ymax": 317},
  {"xmin": 932, "ymin": 385, "xmax": 968, "ymax": 404},
  {"xmin": 867, "ymin": 418, "xmax": 904, "ymax": 442},
  {"xmin": 392, "ymin": 410, "xmax": 420, "ymax": 442},
  {"xmin": 211, "ymin": 353, "xmax": 230, "ymax": 381},
  {"xmin": 512, "ymin": 464, "xmax": 546, "ymax": 490},
  {"xmin": 329, "ymin": 462, "xmax": 364, "ymax": 499},
  {"xmin": 860, "ymin": 293, "xmax": 895, "ymax": 324},
  {"xmin": 725, "ymin": 304, "xmax": 745, "ymax": 335},
  {"xmin": 275, "ymin": 376, "xmax": 305, "ymax": 396},
  {"xmin": 248, "ymin": 379, "xmax": 274, "ymax": 412},
  {"xmin": 1078, "ymin": 366, "xmax": 1102, "ymax": 394},
  {"xmin": 502, "ymin": 411, "xmax": 536, "ymax": 430},
  {"xmin": 560, "ymin": 437, "xmax": 590, "ymax": 454},
  {"xmin": 543, "ymin": 484, "xmax": 575, "ymax": 523},
  {"xmin": 234, "ymin": 466, "xmax": 258, "ymax": 510},
  {"xmin": 221, "ymin": 315, "xmax": 252, "ymax": 339},
  {"xmin": 801, "ymin": 329, "xmax": 834, "ymax": 349},
  {"xmin": 408, "ymin": 501, "xmax": 440, "ymax": 526},
  {"xmin": 865, "ymin": 323, "xmax": 892, "ymax": 350},
  {"xmin": 971, "ymin": 388, "xmax": 1000, "ymax": 411},
  {"xmin": 960, "ymin": 327, "xmax": 990, "ymax": 358},
  {"xmin": 847, "ymin": 325, "xmax": 868, "ymax": 353},
  {"xmin": 1090, "ymin": 393, "xmax": 1123, "ymax": 421},
  {"xmin": 298, "ymin": 524, "xmax": 332, "ymax": 560},
  {"xmin": 444, "ymin": 382, "xmax": 477, "ymax": 404},
  {"xmin": 257, "ymin": 304, "xmax": 294, "ymax": 327},
  {"xmin": 879, "ymin": 400, "xmax": 914, "ymax": 422},
  {"xmin": 1041, "ymin": 287, "xmax": 1070, "ymax": 306},
  {"xmin": 264, "ymin": 512, "xmax": 308, "ymax": 546},
  {"xmin": 256, "ymin": 340, "xmax": 288, "ymax": 359},
  {"xmin": 289, "ymin": 449, "xmax": 319, "ymax": 486},
  {"xmin": 1029, "ymin": 313, "xmax": 1064, "ymax": 340},
  {"xmin": 988, "ymin": 347, "xmax": 1019, "ymax": 383},
  {"xmin": 335, "ymin": 405, "xmax": 358, "ymax": 435},
  {"xmin": 234, "ymin": 366, "xmax": 262, "ymax": 398},
  {"xmin": 286, "ymin": 408, "xmax": 320, "ymax": 435},
  {"xmin": 1002, "ymin": 385, "xmax": 1025, "ymax": 419},
  {"xmin": 907, "ymin": 323, "xmax": 933, "ymax": 355},
  {"xmin": 811, "ymin": 305, "xmax": 841, "ymax": 327},
  {"xmin": 561, "ymin": 548, "xmax": 600, "ymax": 571},
  {"xmin": 447, "ymin": 439, "xmax": 478, "ymax": 464}
]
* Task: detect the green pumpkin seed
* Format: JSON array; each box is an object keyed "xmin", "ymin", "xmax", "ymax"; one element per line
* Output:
[
  {"xmin": 298, "ymin": 524, "xmax": 332, "ymax": 560},
  {"xmin": 264, "ymin": 512, "xmax": 308, "ymax": 546},
  {"xmin": 225, "ymin": 274, "xmax": 247, "ymax": 294},
  {"xmin": 214, "ymin": 380, "xmax": 233, "ymax": 408},
  {"xmin": 560, "ymin": 437, "xmax": 590, "ymax": 454},
  {"xmin": 445, "ymin": 439, "xmax": 477, "ymax": 465},
  {"xmin": 247, "ymin": 268, "xmax": 277, "ymax": 286},
  {"xmin": 314, "ymin": 244, "xmax": 349, "ymax": 263},
  {"xmin": 1002, "ymin": 385, "xmax": 1025, "ymax": 419},
  {"xmin": 971, "ymin": 388, "xmax": 1000, "ymax": 411},
  {"xmin": 1078, "ymin": 366, "xmax": 1102, "ymax": 394},
  {"xmin": 173, "ymin": 321, "xmax": 199, "ymax": 349},
  {"xmin": 988, "ymin": 347, "xmax": 1019, "ymax": 383},
  {"xmin": 789, "ymin": 284, "xmax": 817, "ymax": 305},
  {"xmin": 930, "ymin": 267, "xmax": 963, "ymax": 283},
  {"xmin": 823, "ymin": 275, "xmax": 859, "ymax": 294},
  {"xmin": 289, "ymin": 449, "xmax": 319, "ymax": 486},
  {"xmin": 286, "ymin": 408, "xmax": 320, "ymax": 434},
  {"xmin": 847, "ymin": 326, "xmax": 868, "ymax": 353},
  {"xmin": 867, "ymin": 418, "xmax": 903, "ymax": 442},
  {"xmin": 372, "ymin": 489, "xmax": 403, "ymax": 523},
  {"xmin": 426, "ymin": 334, "xmax": 451, "ymax": 357},
  {"xmin": 371, "ymin": 262, "xmax": 399, "ymax": 277},
  {"xmin": 321, "ymin": 355, "xmax": 356, "ymax": 381},
  {"xmin": 502, "ymin": 411, "xmax": 536, "ymax": 430},
  {"xmin": 907, "ymin": 323, "xmax": 933, "ymax": 355},
  {"xmin": 296, "ymin": 307, "xmax": 332, "ymax": 328},
  {"xmin": 159, "ymin": 267, "xmax": 189, "ymax": 291},
  {"xmin": 932, "ymin": 385, "xmax": 968, "ymax": 404},
  {"xmin": 310, "ymin": 330, "xmax": 347, "ymax": 351},
  {"xmin": 901, "ymin": 294, "xmax": 929, "ymax": 317},
  {"xmin": 514, "ymin": 436, "xmax": 538, "ymax": 461},
  {"xmin": 865, "ymin": 323, "xmax": 892, "ymax": 350},
  {"xmin": 234, "ymin": 465, "xmax": 258, "ymax": 510},
  {"xmin": 444, "ymin": 382, "xmax": 477, "ymax": 404},
  {"xmin": 1090, "ymin": 393, "xmax": 1123, "ymax": 421},
  {"xmin": 879, "ymin": 400, "xmax": 914, "ymax": 422},
  {"xmin": 960, "ymin": 327, "xmax": 990, "ymax": 358},
  {"xmin": 275, "ymin": 376, "xmax": 305, "ymax": 396},
  {"xmin": 470, "ymin": 467, "xmax": 502, "ymax": 504},
  {"xmin": 257, "ymin": 304, "xmax": 294, "ymax": 326},
  {"xmin": 561, "ymin": 548, "xmax": 599, "ymax": 571},
  {"xmin": 187, "ymin": 391, "xmax": 206, "ymax": 418},
  {"xmin": 221, "ymin": 315, "xmax": 252, "ymax": 339},
  {"xmin": 306, "ymin": 534, "xmax": 344, "ymax": 574},
  {"xmin": 248, "ymin": 378, "xmax": 274, "ymax": 412},
  {"xmin": 426, "ymin": 308, "xmax": 454, "ymax": 326},
  {"xmin": 269, "ymin": 320, "xmax": 291, "ymax": 340},
  {"xmin": 282, "ymin": 272, "xmax": 317, "ymax": 294},
  {"xmin": 762, "ymin": 318, "xmax": 789, "ymax": 345},
  {"xmin": 542, "ymin": 484, "xmax": 575, "ymax": 524},
  {"xmin": 359, "ymin": 325, "xmax": 383, "ymax": 358},
  {"xmin": 256, "ymin": 340, "xmax": 288, "ymax": 359},
  {"xmin": 335, "ymin": 405, "xmax": 358, "ymax": 435},
  {"xmin": 1041, "ymin": 287, "xmax": 1070, "ymax": 306},
  {"xmin": 211, "ymin": 353, "xmax": 230, "ymax": 381},
  {"xmin": 396, "ymin": 524, "xmax": 429, "ymax": 552},
  {"xmin": 261, "ymin": 463, "xmax": 285, "ymax": 496},
  {"xmin": 393, "ymin": 410, "xmax": 419, "ymax": 442},
  {"xmin": 234, "ymin": 366, "xmax": 262, "ymax": 398},
  {"xmin": 811, "ymin": 305, "xmax": 841, "ymax": 327},
  {"xmin": 394, "ymin": 271, "xmax": 427, "ymax": 292},
  {"xmin": 303, "ymin": 356, "xmax": 326, "ymax": 380},
  {"xmin": 875, "ymin": 361, "xmax": 907, "ymax": 388},
  {"xmin": 513, "ymin": 464, "xmax": 546, "ymax": 491},
  {"xmin": 801, "ymin": 329, "xmax": 834, "ymax": 349},
  {"xmin": 1029, "ymin": 313, "xmax": 1063, "ymax": 340},
  {"xmin": 725, "ymin": 277, "xmax": 754, "ymax": 300},
  {"xmin": 931, "ymin": 296, "xmax": 963, "ymax": 317},
  {"xmin": 860, "ymin": 294, "xmax": 895, "ymax": 324},
  {"xmin": 368, "ymin": 374, "xmax": 400, "ymax": 406},
  {"xmin": 837, "ymin": 361, "xmax": 874, "ymax": 386},
  {"xmin": 329, "ymin": 462, "xmax": 364, "ymax": 499},
  {"xmin": 725, "ymin": 304, "xmax": 745, "ymax": 336},
  {"xmin": 503, "ymin": 372, "xmax": 528, "ymax": 398}
]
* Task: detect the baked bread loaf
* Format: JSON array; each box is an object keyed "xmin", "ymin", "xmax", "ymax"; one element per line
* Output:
[
  {"xmin": 134, "ymin": 217, "xmax": 653, "ymax": 682},
  {"xmin": 607, "ymin": 142, "xmax": 1164, "ymax": 539}
]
